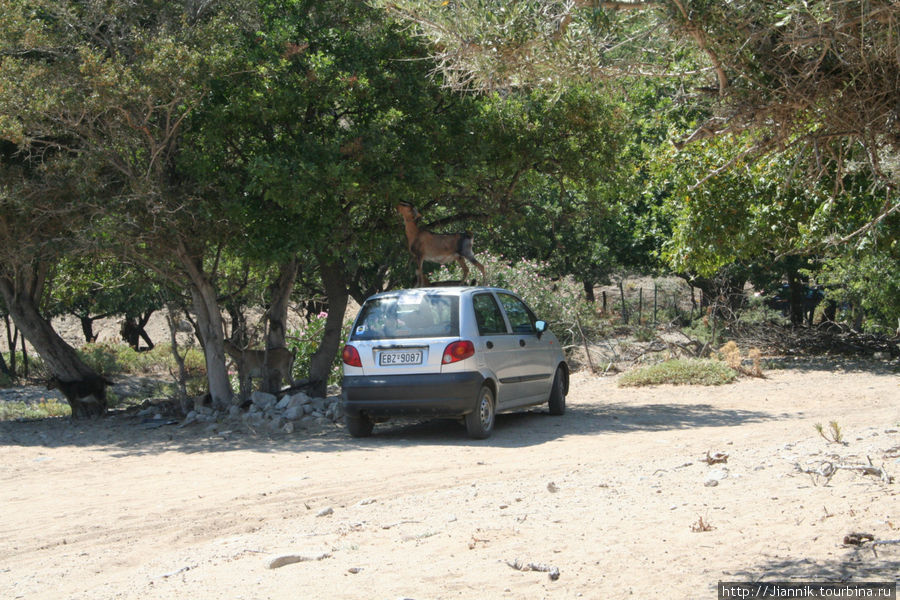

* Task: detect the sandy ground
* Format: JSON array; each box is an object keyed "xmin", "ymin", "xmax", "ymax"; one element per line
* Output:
[{"xmin": 2, "ymin": 358, "xmax": 899, "ymax": 599}]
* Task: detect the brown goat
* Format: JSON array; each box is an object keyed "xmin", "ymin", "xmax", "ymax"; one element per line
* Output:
[
  {"xmin": 223, "ymin": 339, "xmax": 295, "ymax": 392},
  {"xmin": 396, "ymin": 202, "xmax": 486, "ymax": 287},
  {"xmin": 47, "ymin": 375, "xmax": 113, "ymax": 415}
]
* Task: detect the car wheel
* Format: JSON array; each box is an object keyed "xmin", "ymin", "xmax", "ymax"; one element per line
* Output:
[
  {"xmin": 465, "ymin": 385, "xmax": 495, "ymax": 439},
  {"xmin": 346, "ymin": 413, "xmax": 374, "ymax": 438},
  {"xmin": 548, "ymin": 366, "xmax": 566, "ymax": 416}
]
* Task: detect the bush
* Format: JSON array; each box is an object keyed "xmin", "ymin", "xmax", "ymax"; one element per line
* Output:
[
  {"xmin": 0, "ymin": 398, "xmax": 71, "ymax": 420},
  {"xmin": 76, "ymin": 342, "xmax": 206, "ymax": 378},
  {"xmin": 1, "ymin": 351, "xmax": 48, "ymax": 379},
  {"xmin": 618, "ymin": 359, "xmax": 738, "ymax": 387},
  {"xmin": 435, "ymin": 252, "xmax": 604, "ymax": 346},
  {"xmin": 77, "ymin": 343, "xmax": 126, "ymax": 376},
  {"xmin": 287, "ymin": 312, "xmax": 349, "ymax": 386}
]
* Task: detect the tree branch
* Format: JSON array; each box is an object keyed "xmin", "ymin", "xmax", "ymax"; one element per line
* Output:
[{"xmin": 669, "ymin": 0, "xmax": 728, "ymax": 96}]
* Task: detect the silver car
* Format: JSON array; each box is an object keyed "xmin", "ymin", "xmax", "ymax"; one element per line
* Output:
[{"xmin": 340, "ymin": 286, "xmax": 568, "ymax": 439}]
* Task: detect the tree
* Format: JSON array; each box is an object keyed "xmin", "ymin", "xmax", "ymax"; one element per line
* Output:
[
  {"xmin": 0, "ymin": 146, "xmax": 111, "ymax": 414},
  {"xmin": 44, "ymin": 257, "xmax": 167, "ymax": 348},
  {"xmin": 1, "ymin": 0, "xmax": 259, "ymax": 410},
  {"xmin": 190, "ymin": 1, "xmax": 630, "ymax": 395},
  {"xmin": 377, "ymin": 0, "xmax": 900, "ymax": 245}
]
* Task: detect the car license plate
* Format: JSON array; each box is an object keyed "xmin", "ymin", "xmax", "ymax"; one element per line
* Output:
[{"xmin": 379, "ymin": 349, "xmax": 423, "ymax": 366}]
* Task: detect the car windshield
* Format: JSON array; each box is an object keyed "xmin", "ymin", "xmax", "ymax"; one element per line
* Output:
[{"xmin": 351, "ymin": 293, "xmax": 459, "ymax": 340}]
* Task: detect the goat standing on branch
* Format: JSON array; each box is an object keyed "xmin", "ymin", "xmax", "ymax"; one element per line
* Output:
[{"xmin": 396, "ymin": 202, "xmax": 486, "ymax": 287}]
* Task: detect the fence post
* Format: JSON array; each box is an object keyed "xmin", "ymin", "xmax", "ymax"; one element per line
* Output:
[
  {"xmin": 638, "ymin": 288, "xmax": 643, "ymax": 324},
  {"xmin": 653, "ymin": 283, "xmax": 658, "ymax": 325},
  {"xmin": 690, "ymin": 286, "xmax": 697, "ymax": 320},
  {"xmin": 618, "ymin": 281, "xmax": 628, "ymax": 324},
  {"xmin": 602, "ymin": 291, "xmax": 607, "ymax": 314}
]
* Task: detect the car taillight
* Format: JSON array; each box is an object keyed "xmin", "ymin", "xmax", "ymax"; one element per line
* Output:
[
  {"xmin": 342, "ymin": 344, "xmax": 362, "ymax": 367},
  {"xmin": 442, "ymin": 340, "xmax": 475, "ymax": 364}
]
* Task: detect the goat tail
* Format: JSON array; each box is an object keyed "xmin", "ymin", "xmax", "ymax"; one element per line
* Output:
[
  {"xmin": 457, "ymin": 232, "xmax": 474, "ymax": 255},
  {"xmin": 457, "ymin": 232, "xmax": 476, "ymax": 257}
]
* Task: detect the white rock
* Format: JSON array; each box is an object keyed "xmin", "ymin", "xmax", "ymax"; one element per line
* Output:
[{"xmin": 707, "ymin": 468, "xmax": 729, "ymax": 481}]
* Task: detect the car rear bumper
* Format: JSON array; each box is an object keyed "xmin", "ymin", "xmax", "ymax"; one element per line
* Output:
[{"xmin": 342, "ymin": 372, "xmax": 484, "ymax": 418}]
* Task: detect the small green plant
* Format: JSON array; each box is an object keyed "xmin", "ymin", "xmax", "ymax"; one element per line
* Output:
[
  {"xmin": 815, "ymin": 421, "xmax": 844, "ymax": 444},
  {"xmin": 619, "ymin": 358, "xmax": 738, "ymax": 387},
  {"xmin": 633, "ymin": 326, "xmax": 656, "ymax": 343}
]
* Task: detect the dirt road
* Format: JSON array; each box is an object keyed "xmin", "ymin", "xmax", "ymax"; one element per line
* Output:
[{"xmin": 2, "ymin": 360, "xmax": 898, "ymax": 599}]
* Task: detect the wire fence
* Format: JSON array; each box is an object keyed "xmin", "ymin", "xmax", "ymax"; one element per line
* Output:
[{"xmin": 594, "ymin": 278, "xmax": 707, "ymax": 326}]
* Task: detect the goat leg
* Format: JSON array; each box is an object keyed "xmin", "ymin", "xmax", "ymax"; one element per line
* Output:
[
  {"xmin": 417, "ymin": 257, "xmax": 428, "ymax": 287},
  {"xmin": 469, "ymin": 258, "xmax": 486, "ymax": 284},
  {"xmin": 456, "ymin": 257, "xmax": 470, "ymax": 285}
]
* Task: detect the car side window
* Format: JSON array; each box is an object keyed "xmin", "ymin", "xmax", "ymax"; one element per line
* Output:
[
  {"xmin": 472, "ymin": 293, "xmax": 508, "ymax": 335},
  {"xmin": 497, "ymin": 293, "xmax": 536, "ymax": 334}
]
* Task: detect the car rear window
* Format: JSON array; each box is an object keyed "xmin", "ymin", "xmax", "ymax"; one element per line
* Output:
[{"xmin": 351, "ymin": 293, "xmax": 459, "ymax": 340}]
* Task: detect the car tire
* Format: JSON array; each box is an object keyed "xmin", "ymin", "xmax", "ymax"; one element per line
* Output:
[
  {"xmin": 548, "ymin": 366, "xmax": 566, "ymax": 416},
  {"xmin": 346, "ymin": 414, "xmax": 374, "ymax": 438},
  {"xmin": 465, "ymin": 385, "xmax": 495, "ymax": 439}
]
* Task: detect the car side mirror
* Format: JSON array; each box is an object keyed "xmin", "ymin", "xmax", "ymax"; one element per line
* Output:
[{"xmin": 535, "ymin": 320, "xmax": 547, "ymax": 339}]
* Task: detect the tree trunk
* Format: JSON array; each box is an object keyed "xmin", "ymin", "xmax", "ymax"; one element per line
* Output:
[
  {"xmin": 120, "ymin": 310, "xmax": 156, "ymax": 351},
  {"xmin": 583, "ymin": 280, "xmax": 595, "ymax": 303},
  {"xmin": 785, "ymin": 268, "xmax": 805, "ymax": 326},
  {"xmin": 137, "ymin": 310, "xmax": 155, "ymax": 350},
  {"xmin": 0, "ymin": 345, "xmax": 9, "ymax": 377},
  {"xmin": 176, "ymin": 241, "xmax": 232, "ymax": 409},
  {"xmin": 4, "ymin": 315, "xmax": 17, "ymax": 376},
  {"xmin": 80, "ymin": 316, "xmax": 98, "ymax": 344},
  {"xmin": 262, "ymin": 257, "xmax": 298, "ymax": 393},
  {"xmin": 307, "ymin": 256, "xmax": 348, "ymax": 398},
  {"xmin": 682, "ymin": 270, "xmax": 747, "ymax": 318},
  {"xmin": 0, "ymin": 268, "xmax": 107, "ymax": 418}
]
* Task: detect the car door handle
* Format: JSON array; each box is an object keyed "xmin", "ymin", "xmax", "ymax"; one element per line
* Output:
[
  {"xmin": 486, "ymin": 341, "xmax": 494, "ymax": 349},
  {"xmin": 519, "ymin": 339, "xmax": 526, "ymax": 347}
]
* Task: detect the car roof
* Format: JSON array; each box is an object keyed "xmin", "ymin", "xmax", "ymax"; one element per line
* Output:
[{"xmin": 364, "ymin": 286, "xmax": 512, "ymax": 301}]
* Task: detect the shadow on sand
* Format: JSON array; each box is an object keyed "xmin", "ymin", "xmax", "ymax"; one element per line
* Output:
[{"xmin": 0, "ymin": 395, "xmax": 781, "ymax": 457}]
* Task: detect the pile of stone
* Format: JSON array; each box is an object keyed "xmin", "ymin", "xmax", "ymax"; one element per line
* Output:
[{"xmin": 181, "ymin": 389, "xmax": 344, "ymax": 434}]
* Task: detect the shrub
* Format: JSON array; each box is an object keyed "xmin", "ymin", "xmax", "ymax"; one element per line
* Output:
[
  {"xmin": 76, "ymin": 342, "xmax": 205, "ymax": 378},
  {"xmin": 0, "ymin": 398, "xmax": 71, "ymax": 421},
  {"xmin": 287, "ymin": 312, "xmax": 349, "ymax": 386},
  {"xmin": 1, "ymin": 351, "xmax": 48, "ymax": 379},
  {"xmin": 717, "ymin": 341, "xmax": 764, "ymax": 377},
  {"xmin": 77, "ymin": 343, "xmax": 125, "ymax": 376},
  {"xmin": 618, "ymin": 359, "xmax": 738, "ymax": 387},
  {"xmin": 436, "ymin": 252, "xmax": 604, "ymax": 346}
]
